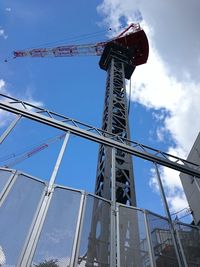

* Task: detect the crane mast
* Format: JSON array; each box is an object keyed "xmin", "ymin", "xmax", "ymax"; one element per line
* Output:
[
  {"xmin": 96, "ymin": 42, "xmax": 137, "ymax": 204},
  {"xmin": 84, "ymin": 35, "xmax": 149, "ymax": 265}
]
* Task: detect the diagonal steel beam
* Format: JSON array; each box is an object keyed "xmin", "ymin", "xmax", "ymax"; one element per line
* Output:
[{"xmin": 0, "ymin": 96, "xmax": 200, "ymax": 178}]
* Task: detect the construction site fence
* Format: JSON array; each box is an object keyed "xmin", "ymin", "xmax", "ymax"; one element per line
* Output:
[{"xmin": 0, "ymin": 168, "xmax": 200, "ymax": 267}]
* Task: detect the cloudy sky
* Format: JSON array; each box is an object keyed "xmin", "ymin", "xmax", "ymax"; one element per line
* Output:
[{"xmin": 0, "ymin": 0, "xmax": 199, "ymax": 220}]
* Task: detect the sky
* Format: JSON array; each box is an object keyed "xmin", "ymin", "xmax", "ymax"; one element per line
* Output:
[{"xmin": 0, "ymin": 0, "xmax": 200, "ymax": 223}]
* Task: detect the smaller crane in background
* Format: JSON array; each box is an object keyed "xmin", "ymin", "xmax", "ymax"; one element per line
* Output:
[{"xmin": 1, "ymin": 133, "xmax": 65, "ymax": 168}]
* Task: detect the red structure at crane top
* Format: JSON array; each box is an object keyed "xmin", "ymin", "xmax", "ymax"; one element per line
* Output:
[{"xmin": 13, "ymin": 23, "xmax": 149, "ymax": 67}]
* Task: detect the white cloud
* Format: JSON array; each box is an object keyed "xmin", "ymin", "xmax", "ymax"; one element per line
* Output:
[
  {"xmin": 5, "ymin": 7, "xmax": 11, "ymax": 12},
  {"xmin": 0, "ymin": 246, "xmax": 6, "ymax": 265},
  {"xmin": 97, "ymin": 0, "xmax": 200, "ymax": 215},
  {"xmin": 167, "ymin": 194, "xmax": 188, "ymax": 213},
  {"xmin": 156, "ymin": 127, "xmax": 165, "ymax": 142},
  {"xmin": 0, "ymin": 80, "xmax": 6, "ymax": 91},
  {"xmin": 0, "ymin": 79, "xmax": 43, "ymax": 128},
  {"xmin": 0, "ymin": 28, "xmax": 8, "ymax": 39},
  {"xmin": 149, "ymin": 165, "xmax": 189, "ymax": 217},
  {"xmin": 0, "ymin": 80, "xmax": 14, "ymax": 127},
  {"xmin": 134, "ymin": 42, "xmax": 198, "ymax": 212},
  {"xmin": 131, "ymin": 28, "xmax": 200, "ymax": 154}
]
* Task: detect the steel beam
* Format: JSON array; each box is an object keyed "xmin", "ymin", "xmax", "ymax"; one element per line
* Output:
[
  {"xmin": 0, "ymin": 115, "xmax": 21, "ymax": 144},
  {"xmin": 0, "ymin": 96, "xmax": 200, "ymax": 178}
]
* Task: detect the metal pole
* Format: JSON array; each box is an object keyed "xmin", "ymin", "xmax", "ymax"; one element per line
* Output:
[
  {"xmin": 175, "ymin": 224, "xmax": 189, "ymax": 267},
  {"xmin": 111, "ymin": 148, "xmax": 116, "ymax": 205},
  {"xmin": 48, "ymin": 131, "xmax": 70, "ymax": 188},
  {"xmin": 19, "ymin": 186, "xmax": 53, "ymax": 267},
  {"xmin": 116, "ymin": 205, "xmax": 121, "ymax": 267},
  {"xmin": 69, "ymin": 192, "xmax": 86, "ymax": 267},
  {"xmin": 0, "ymin": 170, "xmax": 18, "ymax": 206},
  {"xmin": 0, "ymin": 115, "xmax": 21, "ymax": 144},
  {"xmin": 194, "ymin": 176, "xmax": 200, "ymax": 192},
  {"xmin": 154, "ymin": 163, "xmax": 172, "ymax": 220},
  {"xmin": 143, "ymin": 210, "xmax": 156, "ymax": 267},
  {"xmin": 110, "ymin": 147, "xmax": 117, "ymax": 267},
  {"xmin": 154, "ymin": 163, "xmax": 186, "ymax": 267}
]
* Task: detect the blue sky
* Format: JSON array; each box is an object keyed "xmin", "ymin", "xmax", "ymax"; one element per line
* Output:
[{"xmin": 0, "ymin": 0, "xmax": 199, "ymax": 221}]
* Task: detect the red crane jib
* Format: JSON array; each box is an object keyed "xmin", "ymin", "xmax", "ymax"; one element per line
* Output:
[{"xmin": 13, "ymin": 24, "xmax": 149, "ymax": 66}]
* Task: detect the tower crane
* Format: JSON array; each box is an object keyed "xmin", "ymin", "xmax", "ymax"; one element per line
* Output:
[
  {"xmin": 13, "ymin": 23, "xmax": 148, "ymax": 67},
  {"xmin": 13, "ymin": 23, "xmax": 149, "ymax": 267}
]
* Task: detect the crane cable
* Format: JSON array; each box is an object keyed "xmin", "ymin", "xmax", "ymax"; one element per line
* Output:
[
  {"xmin": 171, "ymin": 206, "xmax": 191, "ymax": 216},
  {"xmin": 128, "ymin": 78, "xmax": 132, "ymax": 115},
  {"xmin": 16, "ymin": 28, "xmax": 112, "ymax": 51},
  {"xmin": 171, "ymin": 206, "xmax": 192, "ymax": 222}
]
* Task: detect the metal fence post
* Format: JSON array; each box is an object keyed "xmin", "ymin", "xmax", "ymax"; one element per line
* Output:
[
  {"xmin": 143, "ymin": 210, "xmax": 156, "ymax": 267},
  {"xmin": 0, "ymin": 170, "xmax": 18, "ymax": 206},
  {"xmin": 69, "ymin": 192, "xmax": 86, "ymax": 267},
  {"xmin": 154, "ymin": 163, "xmax": 187, "ymax": 267},
  {"xmin": 48, "ymin": 132, "xmax": 70, "ymax": 188},
  {"xmin": 110, "ymin": 147, "xmax": 117, "ymax": 267},
  {"xmin": 18, "ymin": 132, "xmax": 70, "ymax": 266},
  {"xmin": 174, "ymin": 222, "xmax": 189, "ymax": 267},
  {"xmin": 116, "ymin": 204, "xmax": 121, "ymax": 267},
  {"xmin": 18, "ymin": 185, "xmax": 54, "ymax": 267},
  {"xmin": 0, "ymin": 115, "xmax": 21, "ymax": 144}
]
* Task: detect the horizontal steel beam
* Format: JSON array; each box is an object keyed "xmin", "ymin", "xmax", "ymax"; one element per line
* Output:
[{"xmin": 0, "ymin": 95, "xmax": 200, "ymax": 178}]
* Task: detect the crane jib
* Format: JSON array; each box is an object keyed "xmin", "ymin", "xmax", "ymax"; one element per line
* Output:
[{"xmin": 13, "ymin": 23, "xmax": 149, "ymax": 66}]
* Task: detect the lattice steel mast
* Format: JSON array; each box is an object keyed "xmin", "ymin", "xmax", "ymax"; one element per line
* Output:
[
  {"xmin": 96, "ymin": 43, "xmax": 136, "ymax": 205},
  {"xmin": 85, "ymin": 29, "xmax": 149, "ymax": 266},
  {"xmin": 85, "ymin": 43, "xmax": 139, "ymax": 267},
  {"xmin": 94, "ymin": 24, "xmax": 149, "ymax": 205}
]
